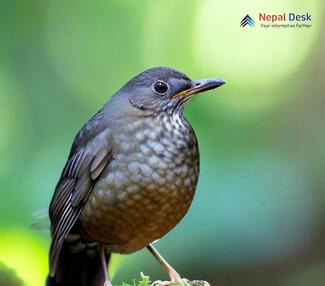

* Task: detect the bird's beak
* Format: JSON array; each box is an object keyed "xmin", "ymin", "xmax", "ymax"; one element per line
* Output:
[{"xmin": 172, "ymin": 78, "xmax": 226, "ymax": 99}]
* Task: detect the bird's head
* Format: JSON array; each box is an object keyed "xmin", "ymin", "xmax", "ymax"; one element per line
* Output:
[{"xmin": 115, "ymin": 67, "xmax": 225, "ymax": 116}]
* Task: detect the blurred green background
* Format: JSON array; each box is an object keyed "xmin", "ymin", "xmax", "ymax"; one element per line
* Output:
[{"xmin": 0, "ymin": 0, "xmax": 324, "ymax": 285}]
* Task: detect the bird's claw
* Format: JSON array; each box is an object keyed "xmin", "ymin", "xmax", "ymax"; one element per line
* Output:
[{"xmin": 151, "ymin": 278, "xmax": 191, "ymax": 286}]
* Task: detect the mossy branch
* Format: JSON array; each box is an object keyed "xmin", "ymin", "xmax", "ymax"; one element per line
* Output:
[{"xmin": 120, "ymin": 272, "xmax": 210, "ymax": 286}]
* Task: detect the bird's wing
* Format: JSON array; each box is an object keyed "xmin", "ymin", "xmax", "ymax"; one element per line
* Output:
[{"xmin": 49, "ymin": 119, "xmax": 112, "ymax": 276}]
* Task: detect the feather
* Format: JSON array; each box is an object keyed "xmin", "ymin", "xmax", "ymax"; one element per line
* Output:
[
  {"xmin": 90, "ymin": 148, "xmax": 112, "ymax": 180},
  {"xmin": 48, "ymin": 130, "xmax": 112, "ymax": 277}
]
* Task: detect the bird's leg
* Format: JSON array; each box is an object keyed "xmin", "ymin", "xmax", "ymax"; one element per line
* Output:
[
  {"xmin": 147, "ymin": 244, "xmax": 188, "ymax": 285},
  {"xmin": 99, "ymin": 245, "xmax": 112, "ymax": 286}
]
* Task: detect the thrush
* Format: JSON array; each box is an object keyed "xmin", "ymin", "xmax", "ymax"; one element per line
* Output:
[{"xmin": 47, "ymin": 67, "xmax": 225, "ymax": 286}]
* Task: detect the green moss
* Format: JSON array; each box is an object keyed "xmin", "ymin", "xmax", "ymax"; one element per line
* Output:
[
  {"xmin": 118, "ymin": 274, "xmax": 210, "ymax": 286},
  {"xmin": 120, "ymin": 272, "xmax": 151, "ymax": 286}
]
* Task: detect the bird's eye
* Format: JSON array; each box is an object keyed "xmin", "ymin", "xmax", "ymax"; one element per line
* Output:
[{"xmin": 153, "ymin": 81, "xmax": 168, "ymax": 95}]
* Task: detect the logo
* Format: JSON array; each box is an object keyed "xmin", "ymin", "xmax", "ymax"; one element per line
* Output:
[
  {"xmin": 240, "ymin": 14, "xmax": 255, "ymax": 27},
  {"xmin": 240, "ymin": 13, "xmax": 312, "ymax": 29}
]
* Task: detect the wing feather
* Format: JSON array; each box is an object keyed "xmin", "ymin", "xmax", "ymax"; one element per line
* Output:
[
  {"xmin": 71, "ymin": 172, "xmax": 93, "ymax": 208},
  {"xmin": 51, "ymin": 179, "xmax": 76, "ymax": 220},
  {"xmin": 49, "ymin": 131, "xmax": 112, "ymax": 276},
  {"xmin": 90, "ymin": 148, "xmax": 112, "ymax": 180}
]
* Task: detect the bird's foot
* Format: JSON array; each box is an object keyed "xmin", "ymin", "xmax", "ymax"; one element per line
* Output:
[
  {"xmin": 151, "ymin": 278, "xmax": 191, "ymax": 286},
  {"xmin": 151, "ymin": 280, "xmax": 210, "ymax": 286}
]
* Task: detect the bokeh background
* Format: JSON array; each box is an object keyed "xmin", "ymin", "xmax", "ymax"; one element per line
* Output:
[{"xmin": 0, "ymin": 0, "xmax": 324, "ymax": 285}]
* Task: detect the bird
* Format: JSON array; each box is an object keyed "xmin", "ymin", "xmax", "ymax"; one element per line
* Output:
[{"xmin": 47, "ymin": 67, "xmax": 225, "ymax": 286}]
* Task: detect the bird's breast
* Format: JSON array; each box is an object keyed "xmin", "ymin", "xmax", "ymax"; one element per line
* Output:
[{"xmin": 80, "ymin": 114, "xmax": 199, "ymax": 253}]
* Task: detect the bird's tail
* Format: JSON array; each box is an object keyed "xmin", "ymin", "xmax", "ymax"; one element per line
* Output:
[{"xmin": 46, "ymin": 241, "xmax": 110, "ymax": 286}]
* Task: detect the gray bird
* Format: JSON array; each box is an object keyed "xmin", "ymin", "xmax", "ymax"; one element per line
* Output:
[{"xmin": 47, "ymin": 67, "xmax": 225, "ymax": 286}]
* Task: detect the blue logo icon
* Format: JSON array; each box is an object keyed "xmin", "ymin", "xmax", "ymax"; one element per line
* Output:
[{"xmin": 240, "ymin": 15, "xmax": 255, "ymax": 27}]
